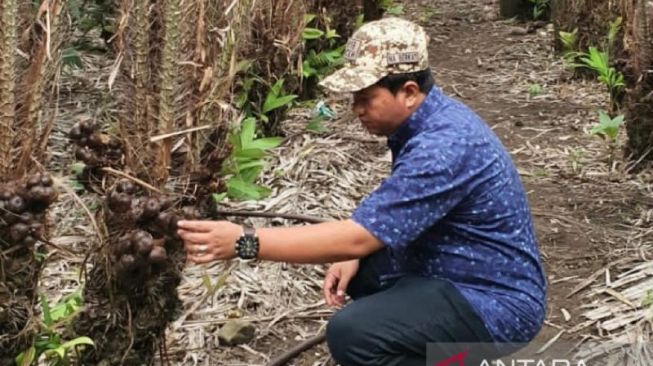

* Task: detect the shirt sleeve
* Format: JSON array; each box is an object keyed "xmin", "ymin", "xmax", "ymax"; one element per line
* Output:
[{"xmin": 352, "ymin": 137, "xmax": 470, "ymax": 250}]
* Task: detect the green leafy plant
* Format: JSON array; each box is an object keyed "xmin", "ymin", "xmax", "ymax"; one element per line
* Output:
[
  {"xmin": 201, "ymin": 270, "xmax": 229, "ymax": 297},
  {"xmin": 579, "ymin": 47, "xmax": 624, "ymax": 89},
  {"xmin": 16, "ymin": 291, "xmax": 94, "ymax": 366},
  {"xmin": 559, "ymin": 29, "xmax": 578, "ymax": 51},
  {"xmin": 301, "ymin": 14, "xmax": 345, "ymax": 82},
  {"xmin": 217, "ymin": 118, "xmax": 282, "ymax": 201},
  {"xmin": 577, "ymin": 47, "xmax": 624, "ymax": 111},
  {"xmin": 533, "ymin": 168, "xmax": 551, "ymax": 178},
  {"xmin": 354, "ymin": 14, "xmax": 365, "ymax": 30},
  {"xmin": 62, "ymin": 48, "xmax": 83, "ymax": 69},
  {"xmin": 69, "ymin": 163, "xmax": 87, "ymax": 192},
  {"xmin": 67, "ymin": 0, "xmax": 116, "ymax": 56},
  {"xmin": 302, "ymin": 47, "xmax": 345, "ymax": 80},
  {"xmin": 590, "ymin": 110, "xmax": 624, "ymax": 143},
  {"xmin": 233, "ymin": 60, "xmax": 267, "ymax": 116},
  {"xmin": 559, "ymin": 28, "xmax": 579, "ymax": 66},
  {"xmin": 307, "ymin": 116, "xmax": 329, "ymax": 134},
  {"xmin": 564, "ymin": 18, "xmax": 625, "ymax": 112},
  {"xmin": 568, "ymin": 148, "xmax": 585, "ymax": 174},
  {"xmin": 590, "ymin": 110, "xmax": 625, "ymax": 166},
  {"xmin": 302, "ymin": 27, "xmax": 325, "ymax": 40},
  {"xmin": 419, "ymin": 5, "xmax": 439, "ymax": 22},
  {"xmin": 527, "ymin": 83, "xmax": 544, "ymax": 97},
  {"xmin": 302, "ymin": 14, "xmax": 339, "ymax": 42},
  {"xmin": 378, "ymin": 0, "xmax": 404, "ymax": 15},
  {"xmin": 68, "ymin": 0, "xmax": 113, "ymax": 35},
  {"xmin": 528, "ymin": 0, "xmax": 549, "ymax": 20},
  {"xmin": 385, "ymin": 4, "xmax": 404, "ymax": 15},
  {"xmin": 234, "ymin": 62, "xmax": 298, "ymax": 122},
  {"xmin": 235, "ymin": 75, "xmax": 298, "ymax": 129},
  {"xmin": 607, "ymin": 16, "xmax": 622, "ymax": 52},
  {"xmin": 642, "ymin": 289, "xmax": 653, "ymax": 307},
  {"xmin": 261, "ymin": 79, "xmax": 297, "ymax": 120}
]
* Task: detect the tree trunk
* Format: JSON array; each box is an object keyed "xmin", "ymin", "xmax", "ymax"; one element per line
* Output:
[
  {"xmin": 624, "ymin": 0, "xmax": 653, "ymax": 162},
  {"xmin": 499, "ymin": 0, "xmax": 530, "ymax": 19},
  {"xmin": 551, "ymin": 0, "xmax": 653, "ymax": 165},
  {"xmin": 551, "ymin": 0, "xmax": 621, "ymax": 51},
  {"xmin": 551, "ymin": 0, "xmax": 574, "ymax": 50},
  {"xmin": 363, "ymin": 0, "xmax": 383, "ymax": 21}
]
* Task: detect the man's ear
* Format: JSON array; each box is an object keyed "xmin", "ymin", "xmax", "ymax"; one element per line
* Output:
[{"xmin": 401, "ymin": 81, "xmax": 421, "ymax": 109}]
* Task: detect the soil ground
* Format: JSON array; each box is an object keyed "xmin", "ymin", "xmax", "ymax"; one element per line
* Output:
[{"xmin": 38, "ymin": 0, "xmax": 653, "ymax": 365}]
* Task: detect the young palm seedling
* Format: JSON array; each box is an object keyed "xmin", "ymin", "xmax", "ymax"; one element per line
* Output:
[
  {"xmin": 528, "ymin": 0, "xmax": 549, "ymax": 20},
  {"xmin": 559, "ymin": 28, "xmax": 579, "ymax": 67},
  {"xmin": 578, "ymin": 47, "xmax": 625, "ymax": 113},
  {"xmin": 16, "ymin": 291, "xmax": 94, "ymax": 366},
  {"xmin": 590, "ymin": 110, "xmax": 625, "ymax": 168}
]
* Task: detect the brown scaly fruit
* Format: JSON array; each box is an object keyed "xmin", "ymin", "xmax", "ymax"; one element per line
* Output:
[{"xmin": 148, "ymin": 246, "xmax": 167, "ymax": 264}]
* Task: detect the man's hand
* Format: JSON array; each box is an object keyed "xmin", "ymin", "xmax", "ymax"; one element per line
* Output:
[
  {"xmin": 177, "ymin": 220, "xmax": 241, "ymax": 263},
  {"xmin": 323, "ymin": 259, "xmax": 360, "ymax": 307}
]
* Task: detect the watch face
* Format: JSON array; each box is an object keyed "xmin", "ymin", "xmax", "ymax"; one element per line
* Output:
[{"xmin": 237, "ymin": 233, "xmax": 258, "ymax": 259}]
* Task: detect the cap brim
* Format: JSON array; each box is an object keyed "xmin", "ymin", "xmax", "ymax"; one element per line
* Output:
[{"xmin": 319, "ymin": 67, "xmax": 384, "ymax": 93}]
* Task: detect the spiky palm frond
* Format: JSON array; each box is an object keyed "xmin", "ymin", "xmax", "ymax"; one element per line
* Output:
[
  {"xmin": 11, "ymin": 0, "xmax": 65, "ymax": 178},
  {"xmin": 133, "ymin": 0, "xmax": 151, "ymax": 139},
  {"xmin": 155, "ymin": 0, "xmax": 182, "ymax": 185},
  {"xmin": 0, "ymin": 0, "xmax": 18, "ymax": 181}
]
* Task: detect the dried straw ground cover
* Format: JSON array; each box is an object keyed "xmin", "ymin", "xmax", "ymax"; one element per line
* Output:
[{"xmin": 11, "ymin": 0, "xmax": 653, "ymax": 365}]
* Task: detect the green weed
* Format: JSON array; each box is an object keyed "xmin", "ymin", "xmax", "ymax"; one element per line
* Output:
[
  {"xmin": 528, "ymin": 84, "xmax": 544, "ymax": 98},
  {"xmin": 577, "ymin": 47, "xmax": 624, "ymax": 111},
  {"xmin": 216, "ymin": 118, "xmax": 283, "ymax": 201},
  {"xmin": 16, "ymin": 291, "xmax": 94, "ymax": 366},
  {"xmin": 378, "ymin": 0, "xmax": 404, "ymax": 15},
  {"xmin": 590, "ymin": 110, "xmax": 625, "ymax": 167},
  {"xmin": 528, "ymin": 0, "xmax": 549, "ymax": 20}
]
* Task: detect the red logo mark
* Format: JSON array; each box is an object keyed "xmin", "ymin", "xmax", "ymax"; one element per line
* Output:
[{"xmin": 434, "ymin": 350, "xmax": 469, "ymax": 366}]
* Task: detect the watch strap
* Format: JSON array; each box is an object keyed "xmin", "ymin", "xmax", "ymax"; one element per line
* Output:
[{"xmin": 243, "ymin": 226, "xmax": 256, "ymax": 237}]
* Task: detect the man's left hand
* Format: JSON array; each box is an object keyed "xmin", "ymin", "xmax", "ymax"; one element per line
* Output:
[{"xmin": 177, "ymin": 220, "xmax": 241, "ymax": 263}]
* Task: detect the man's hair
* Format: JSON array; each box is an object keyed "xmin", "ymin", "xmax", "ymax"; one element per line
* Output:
[{"xmin": 375, "ymin": 68, "xmax": 434, "ymax": 95}]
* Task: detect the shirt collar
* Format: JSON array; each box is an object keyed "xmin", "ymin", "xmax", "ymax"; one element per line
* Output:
[{"xmin": 388, "ymin": 86, "xmax": 443, "ymax": 153}]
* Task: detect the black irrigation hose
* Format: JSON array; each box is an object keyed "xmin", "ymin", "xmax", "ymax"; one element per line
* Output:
[{"xmin": 266, "ymin": 331, "xmax": 327, "ymax": 366}]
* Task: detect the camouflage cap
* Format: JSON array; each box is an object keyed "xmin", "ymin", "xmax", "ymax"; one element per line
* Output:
[{"xmin": 319, "ymin": 17, "xmax": 429, "ymax": 93}]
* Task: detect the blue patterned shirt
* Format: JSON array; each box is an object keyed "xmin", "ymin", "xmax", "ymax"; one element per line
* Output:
[{"xmin": 351, "ymin": 86, "xmax": 547, "ymax": 343}]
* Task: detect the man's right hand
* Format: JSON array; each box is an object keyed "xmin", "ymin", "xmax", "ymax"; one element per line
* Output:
[{"xmin": 323, "ymin": 259, "xmax": 360, "ymax": 307}]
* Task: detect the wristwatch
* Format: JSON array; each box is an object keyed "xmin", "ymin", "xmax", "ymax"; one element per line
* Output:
[{"xmin": 235, "ymin": 226, "xmax": 259, "ymax": 260}]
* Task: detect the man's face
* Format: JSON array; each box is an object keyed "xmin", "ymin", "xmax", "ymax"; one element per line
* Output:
[{"xmin": 352, "ymin": 85, "xmax": 412, "ymax": 136}]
